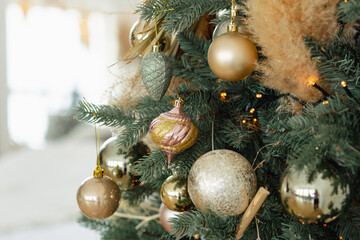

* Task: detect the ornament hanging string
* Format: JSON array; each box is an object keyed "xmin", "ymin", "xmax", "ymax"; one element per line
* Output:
[
  {"xmin": 252, "ymin": 141, "xmax": 280, "ymax": 171},
  {"xmin": 211, "ymin": 120, "xmax": 215, "ymax": 151},
  {"xmin": 82, "ymin": 98, "xmax": 103, "ymax": 177},
  {"xmin": 154, "ymin": 0, "xmax": 174, "ymax": 45}
]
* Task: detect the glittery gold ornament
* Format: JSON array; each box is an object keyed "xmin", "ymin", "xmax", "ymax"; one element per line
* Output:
[
  {"xmin": 159, "ymin": 203, "xmax": 181, "ymax": 232},
  {"xmin": 160, "ymin": 175, "xmax": 194, "ymax": 212},
  {"xmin": 77, "ymin": 175, "xmax": 121, "ymax": 219},
  {"xmin": 149, "ymin": 100, "xmax": 198, "ymax": 164},
  {"xmin": 187, "ymin": 149, "xmax": 257, "ymax": 217},
  {"xmin": 140, "ymin": 45, "xmax": 173, "ymax": 101},
  {"xmin": 280, "ymin": 165, "xmax": 350, "ymax": 223},
  {"xmin": 208, "ymin": 4, "xmax": 257, "ymax": 82}
]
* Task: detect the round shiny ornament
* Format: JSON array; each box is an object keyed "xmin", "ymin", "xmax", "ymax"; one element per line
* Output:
[
  {"xmin": 159, "ymin": 203, "xmax": 181, "ymax": 233},
  {"xmin": 140, "ymin": 46, "xmax": 173, "ymax": 101},
  {"xmin": 77, "ymin": 176, "xmax": 121, "ymax": 219},
  {"xmin": 207, "ymin": 32, "xmax": 258, "ymax": 82},
  {"xmin": 129, "ymin": 20, "xmax": 170, "ymax": 52},
  {"xmin": 212, "ymin": 17, "xmax": 244, "ymax": 39},
  {"xmin": 100, "ymin": 136, "xmax": 130, "ymax": 188},
  {"xmin": 280, "ymin": 165, "xmax": 350, "ymax": 223},
  {"xmin": 149, "ymin": 100, "xmax": 198, "ymax": 165},
  {"xmin": 160, "ymin": 174, "xmax": 194, "ymax": 212},
  {"xmin": 187, "ymin": 149, "xmax": 257, "ymax": 217}
]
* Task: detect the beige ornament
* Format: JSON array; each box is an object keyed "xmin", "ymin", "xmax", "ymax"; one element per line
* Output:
[
  {"xmin": 187, "ymin": 149, "xmax": 257, "ymax": 217},
  {"xmin": 159, "ymin": 203, "xmax": 181, "ymax": 233},
  {"xmin": 77, "ymin": 176, "xmax": 121, "ymax": 219}
]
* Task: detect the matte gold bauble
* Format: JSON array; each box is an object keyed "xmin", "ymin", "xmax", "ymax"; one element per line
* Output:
[
  {"xmin": 280, "ymin": 165, "xmax": 350, "ymax": 223},
  {"xmin": 207, "ymin": 32, "xmax": 258, "ymax": 82},
  {"xmin": 100, "ymin": 136, "xmax": 130, "ymax": 189},
  {"xmin": 187, "ymin": 149, "xmax": 257, "ymax": 217},
  {"xmin": 160, "ymin": 175, "xmax": 194, "ymax": 212},
  {"xmin": 77, "ymin": 176, "xmax": 121, "ymax": 219},
  {"xmin": 159, "ymin": 203, "xmax": 181, "ymax": 233}
]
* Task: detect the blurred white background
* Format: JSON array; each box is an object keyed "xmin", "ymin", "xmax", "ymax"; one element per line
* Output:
[{"xmin": 0, "ymin": 0, "xmax": 139, "ymax": 239}]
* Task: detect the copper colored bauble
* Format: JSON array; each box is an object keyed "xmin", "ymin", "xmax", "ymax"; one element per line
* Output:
[
  {"xmin": 159, "ymin": 203, "xmax": 181, "ymax": 233},
  {"xmin": 212, "ymin": 17, "xmax": 244, "ymax": 40},
  {"xmin": 77, "ymin": 176, "xmax": 121, "ymax": 219},
  {"xmin": 149, "ymin": 100, "xmax": 198, "ymax": 165},
  {"xmin": 280, "ymin": 165, "xmax": 350, "ymax": 223},
  {"xmin": 160, "ymin": 175, "xmax": 194, "ymax": 212},
  {"xmin": 187, "ymin": 149, "xmax": 257, "ymax": 217},
  {"xmin": 100, "ymin": 136, "xmax": 129, "ymax": 188},
  {"xmin": 207, "ymin": 32, "xmax": 258, "ymax": 82}
]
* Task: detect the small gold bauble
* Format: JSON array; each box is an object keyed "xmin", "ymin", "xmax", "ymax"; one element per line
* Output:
[
  {"xmin": 76, "ymin": 176, "xmax": 121, "ymax": 219},
  {"xmin": 100, "ymin": 136, "xmax": 130, "ymax": 188},
  {"xmin": 129, "ymin": 20, "xmax": 170, "ymax": 52},
  {"xmin": 280, "ymin": 165, "xmax": 350, "ymax": 223},
  {"xmin": 187, "ymin": 149, "xmax": 257, "ymax": 217},
  {"xmin": 160, "ymin": 175, "xmax": 194, "ymax": 212},
  {"xmin": 159, "ymin": 203, "xmax": 181, "ymax": 233},
  {"xmin": 207, "ymin": 32, "xmax": 258, "ymax": 82}
]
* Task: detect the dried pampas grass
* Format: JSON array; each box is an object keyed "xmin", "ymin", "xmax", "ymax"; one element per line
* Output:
[{"xmin": 245, "ymin": 0, "xmax": 340, "ymax": 102}]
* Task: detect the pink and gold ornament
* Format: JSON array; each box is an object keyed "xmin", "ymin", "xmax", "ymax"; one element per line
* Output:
[{"xmin": 149, "ymin": 99, "xmax": 198, "ymax": 165}]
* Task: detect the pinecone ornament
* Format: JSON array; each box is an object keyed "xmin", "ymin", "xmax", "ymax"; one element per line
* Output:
[{"xmin": 140, "ymin": 45, "xmax": 173, "ymax": 101}]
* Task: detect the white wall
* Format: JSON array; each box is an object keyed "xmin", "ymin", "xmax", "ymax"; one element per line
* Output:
[{"xmin": 0, "ymin": 0, "xmax": 10, "ymax": 155}]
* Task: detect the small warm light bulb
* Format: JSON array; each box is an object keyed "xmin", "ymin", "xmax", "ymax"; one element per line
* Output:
[
  {"xmin": 341, "ymin": 81, "xmax": 347, "ymax": 87},
  {"xmin": 308, "ymin": 77, "xmax": 317, "ymax": 86},
  {"xmin": 242, "ymin": 119, "xmax": 247, "ymax": 124},
  {"xmin": 256, "ymin": 93, "xmax": 262, "ymax": 98},
  {"xmin": 253, "ymin": 118, "xmax": 258, "ymax": 123},
  {"xmin": 339, "ymin": 236, "xmax": 343, "ymax": 240},
  {"xmin": 323, "ymin": 224, "xmax": 327, "ymax": 227},
  {"xmin": 249, "ymin": 108, "xmax": 255, "ymax": 113},
  {"xmin": 322, "ymin": 100, "xmax": 329, "ymax": 105},
  {"xmin": 194, "ymin": 234, "xmax": 200, "ymax": 239},
  {"xmin": 220, "ymin": 92, "xmax": 227, "ymax": 100}
]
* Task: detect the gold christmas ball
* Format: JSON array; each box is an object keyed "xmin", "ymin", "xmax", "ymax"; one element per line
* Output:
[
  {"xmin": 160, "ymin": 175, "xmax": 194, "ymax": 212},
  {"xmin": 159, "ymin": 203, "xmax": 181, "ymax": 233},
  {"xmin": 100, "ymin": 136, "xmax": 130, "ymax": 189},
  {"xmin": 212, "ymin": 17, "xmax": 244, "ymax": 39},
  {"xmin": 149, "ymin": 100, "xmax": 198, "ymax": 165},
  {"xmin": 187, "ymin": 149, "xmax": 257, "ymax": 217},
  {"xmin": 280, "ymin": 165, "xmax": 350, "ymax": 223},
  {"xmin": 77, "ymin": 176, "xmax": 121, "ymax": 219},
  {"xmin": 100, "ymin": 137, "xmax": 148, "ymax": 189},
  {"xmin": 207, "ymin": 32, "xmax": 258, "ymax": 82},
  {"xmin": 129, "ymin": 20, "xmax": 171, "ymax": 51}
]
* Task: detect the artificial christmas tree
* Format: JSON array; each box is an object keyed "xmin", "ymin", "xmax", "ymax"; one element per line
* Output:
[{"xmin": 75, "ymin": 0, "xmax": 360, "ymax": 239}]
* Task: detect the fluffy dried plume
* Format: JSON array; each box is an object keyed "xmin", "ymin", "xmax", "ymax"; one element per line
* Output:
[{"xmin": 245, "ymin": 0, "xmax": 340, "ymax": 102}]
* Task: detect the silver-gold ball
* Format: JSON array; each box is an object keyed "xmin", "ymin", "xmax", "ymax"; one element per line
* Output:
[
  {"xmin": 140, "ymin": 51, "xmax": 173, "ymax": 101},
  {"xmin": 187, "ymin": 149, "xmax": 257, "ymax": 217},
  {"xmin": 100, "ymin": 137, "xmax": 130, "ymax": 189},
  {"xmin": 212, "ymin": 17, "xmax": 244, "ymax": 40},
  {"xmin": 280, "ymin": 165, "xmax": 350, "ymax": 223},
  {"xmin": 77, "ymin": 176, "xmax": 121, "ymax": 219}
]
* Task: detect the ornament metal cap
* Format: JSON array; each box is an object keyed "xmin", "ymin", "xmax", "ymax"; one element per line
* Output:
[
  {"xmin": 93, "ymin": 165, "xmax": 104, "ymax": 178},
  {"xmin": 227, "ymin": 5, "xmax": 238, "ymax": 32},
  {"xmin": 152, "ymin": 44, "xmax": 160, "ymax": 52}
]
